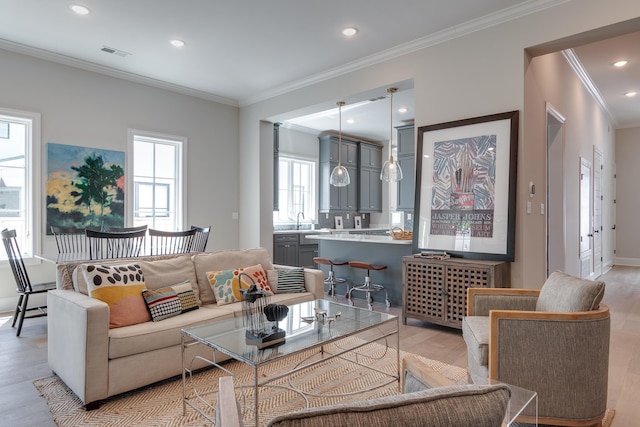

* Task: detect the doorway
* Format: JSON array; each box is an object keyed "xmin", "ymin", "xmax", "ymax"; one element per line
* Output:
[{"xmin": 546, "ymin": 104, "xmax": 566, "ymax": 277}]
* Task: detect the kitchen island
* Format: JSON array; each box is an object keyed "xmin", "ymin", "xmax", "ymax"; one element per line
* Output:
[{"xmin": 306, "ymin": 233, "xmax": 412, "ymax": 308}]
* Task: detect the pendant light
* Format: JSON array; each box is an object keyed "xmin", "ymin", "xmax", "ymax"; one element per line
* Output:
[
  {"xmin": 330, "ymin": 101, "xmax": 351, "ymax": 187},
  {"xmin": 380, "ymin": 87, "xmax": 403, "ymax": 182}
]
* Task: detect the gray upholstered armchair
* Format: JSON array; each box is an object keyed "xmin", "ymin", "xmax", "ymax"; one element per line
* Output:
[
  {"xmin": 216, "ymin": 356, "xmax": 511, "ymax": 427},
  {"xmin": 463, "ymin": 271, "xmax": 610, "ymax": 426}
]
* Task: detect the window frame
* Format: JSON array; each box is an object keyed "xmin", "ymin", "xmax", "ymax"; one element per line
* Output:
[
  {"xmin": 127, "ymin": 129, "xmax": 187, "ymax": 231},
  {"xmin": 274, "ymin": 155, "xmax": 316, "ymax": 224},
  {"xmin": 0, "ymin": 108, "xmax": 41, "ymax": 262}
]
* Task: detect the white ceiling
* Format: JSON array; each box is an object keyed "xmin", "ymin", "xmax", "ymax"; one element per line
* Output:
[{"xmin": 1, "ymin": 0, "xmax": 638, "ymax": 139}]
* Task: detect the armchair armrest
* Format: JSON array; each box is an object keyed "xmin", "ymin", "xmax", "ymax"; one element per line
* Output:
[
  {"xmin": 216, "ymin": 376, "xmax": 243, "ymax": 427},
  {"xmin": 47, "ymin": 289, "xmax": 110, "ymax": 405},
  {"xmin": 467, "ymin": 288, "xmax": 539, "ymax": 316},
  {"xmin": 488, "ymin": 304, "xmax": 610, "ymax": 423}
]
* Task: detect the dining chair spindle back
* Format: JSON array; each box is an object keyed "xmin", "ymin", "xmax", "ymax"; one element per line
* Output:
[
  {"xmin": 86, "ymin": 229, "xmax": 147, "ymax": 260},
  {"xmin": 2, "ymin": 229, "xmax": 57, "ymax": 336},
  {"xmin": 149, "ymin": 228, "xmax": 197, "ymax": 255}
]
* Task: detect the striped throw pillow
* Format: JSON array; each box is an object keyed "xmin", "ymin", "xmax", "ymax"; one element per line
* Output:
[{"xmin": 267, "ymin": 268, "xmax": 306, "ymax": 293}]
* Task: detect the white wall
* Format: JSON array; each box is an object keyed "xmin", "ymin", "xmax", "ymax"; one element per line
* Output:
[
  {"xmin": 0, "ymin": 48, "xmax": 239, "ymax": 312},
  {"xmin": 240, "ymin": 0, "xmax": 640, "ymax": 289},
  {"xmin": 615, "ymin": 126, "xmax": 640, "ymax": 264}
]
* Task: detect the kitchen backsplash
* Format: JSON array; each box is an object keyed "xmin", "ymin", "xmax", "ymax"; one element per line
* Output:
[{"xmin": 317, "ymin": 212, "xmax": 371, "ymax": 229}]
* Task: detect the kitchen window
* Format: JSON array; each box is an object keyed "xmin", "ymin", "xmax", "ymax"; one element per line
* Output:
[
  {"xmin": 129, "ymin": 130, "xmax": 185, "ymax": 231},
  {"xmin": 274, "ymin": 156, "xmax": 315, "ymax": 224},
  {"xmin": 0, "ymin": 108, "xmax": 41, "ymax": 260}
]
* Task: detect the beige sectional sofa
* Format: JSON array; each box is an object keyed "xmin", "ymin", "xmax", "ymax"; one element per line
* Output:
[{"xmin": 47, "ymin": 247, "xmax": 324, "ymax": 407}]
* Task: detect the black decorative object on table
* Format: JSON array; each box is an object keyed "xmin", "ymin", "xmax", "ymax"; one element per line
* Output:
[{"xmin": 239, "ymin": 273, "xmax": 287, "ymax": 348}]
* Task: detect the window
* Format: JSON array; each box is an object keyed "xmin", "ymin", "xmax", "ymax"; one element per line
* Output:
[
  {"xmin": 274, "ymin": 156, "xmax": 315, "ymax": 224},
  {"xmin": 129, "ymin": 130, "xmax": 185, "ymax": 231},
  {"xmin": 0, "ymin": 108, "xmax": 41, "ymax": 260}
]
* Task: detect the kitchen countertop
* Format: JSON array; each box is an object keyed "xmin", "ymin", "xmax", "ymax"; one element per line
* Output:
[
  {"xmin": 305, "ymin": 233, "xmax": 411, "ymax": 245},
  {"xmin": 273, "ymin": 227, "xmax": 390, "ymax": 234}
]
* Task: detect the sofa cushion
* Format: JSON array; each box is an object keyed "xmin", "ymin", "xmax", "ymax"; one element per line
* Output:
[
  {"xmin": 193, "ymin": 248, "xmax": 274, "ymax": 305},
  {"xmin": 83, "ymin": 263, "xmax": 151, "ymax": 329},
  {"xmin": 108, "ymin": 305, "xmax": 235, "ymax": 359},
  {"xmin": 267, "ymin": 268, "xmax": 306, "ymax": 293},
  {"xmin": 136, "ymin": 255, "xmax": 201, "ymax": 304},
  {"xmin": 536, "ymin": 271, "xmax": 605, "ymax": 312},
  {"xmin": 266, "ymin": 384, "xmax": 510, "ymax": 427}
]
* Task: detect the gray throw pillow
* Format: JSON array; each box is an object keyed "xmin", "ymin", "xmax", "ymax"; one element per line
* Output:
[{"xmin": 536, "ymin": 271, "xmax": 605, "ymax": 312}]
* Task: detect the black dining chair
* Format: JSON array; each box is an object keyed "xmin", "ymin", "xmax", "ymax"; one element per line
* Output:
[
  {"xmin": 50, "ymin": 226, "xmax": 89, "ymax": 254},
  {"xmin": 102, "ymin": 225, "xmax": 148, "ymax": 233},
  {"xmin": 85, "ymin": 229, "xmax": 147, "ymax": 260},
  {"xmin": 2, "ymin": 229, "xmax": 57, "ymax": 336},
  {"xmin": 190, "ymin": 225, "xmax": 211, "ymax": 252},
  {"xmin": 149, "ymin": 228, "xmax": 197, "ymax": 255}
]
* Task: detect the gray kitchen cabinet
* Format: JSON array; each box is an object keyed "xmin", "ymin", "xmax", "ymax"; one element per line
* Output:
[
  {"xmin": 273, "ymin": 234, "xmax": 298, "ymax": 266},
  {"xmin": 319, "ymin": 134, "xmax": 362, "ymax": 212},
  {"xmin": 396, "ymin": 125, "xmax": 415, "ymax": 211},
  {"xmin": 358, "ymin": 142, "xmax": 382, "ymax": 213}
]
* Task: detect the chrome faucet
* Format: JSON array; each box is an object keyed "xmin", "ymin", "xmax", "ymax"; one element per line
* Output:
[{"xmin": 296, "ymin": 212, "xmax": 305, "ymax": 230}]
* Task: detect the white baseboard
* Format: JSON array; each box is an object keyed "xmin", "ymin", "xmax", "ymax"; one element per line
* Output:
[{"xmin": 613, "ymin": 257, "xmax": 640, "ymax": 267}]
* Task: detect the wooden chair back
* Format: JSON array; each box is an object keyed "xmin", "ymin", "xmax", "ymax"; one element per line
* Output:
[
  {"xmin": 190, "ymin": 225, "xmax": 210, "ymax": 252},
  {"xmin": 86, "ymin": 229, "xmax": 147, "ymax": 260},
  {"xmin": 149, "ymin": 228, "xmax": 197, "ymax": 255},
  {"xmin": 102, "ymin": 225, "xmax": 148, "ymax": 233},
  {"xmin": 51, "ymin": 226, "xmax": 89, "ymax": 253}
]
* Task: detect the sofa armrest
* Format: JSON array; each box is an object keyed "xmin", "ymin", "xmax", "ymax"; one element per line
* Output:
[
  {"xmin": 47, "ymin": 289, "xmax": 110, "ymax": 405},
  {"xmin": 467, "ymin": 288, "xmax": 539, "ymax": 316},
  {"xmin": 273, "ymin": 264, "xmax": 325, "ymax": 300}
]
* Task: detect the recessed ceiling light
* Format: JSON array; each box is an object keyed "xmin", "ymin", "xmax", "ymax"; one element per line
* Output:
[
  {"xmin": 398, "ymin": 107, "xmax": 408, "ymax": 114},
  {"xmin": 613, "ymin": 60, "xmax": 629, "ymax": 67},
  {"xmin": 341, "ymin": 27, "xmax": 358, "ymax": 37},
  {"xmin": 625, "ymin": 91, "xmax": 637, "ymax": 97},
  {"xmin": 346, "ymin": 119, "xmax": 355, "ymax": 124},
  {"xmin": 70, "ymin": 4, "xmax": 90, "ymax": 15},
  {"xmin": 170, "ymin": 39, "xmax": 185, "ymax": 48}
]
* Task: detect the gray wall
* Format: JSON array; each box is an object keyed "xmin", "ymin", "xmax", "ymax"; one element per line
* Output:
[
  {"xmin": 615, "ymin": 126, "xmax": 640, "ymax": 264},
  {"xmin": 0, "ymin": 48, "xmax": 239, "ymax": 312}
]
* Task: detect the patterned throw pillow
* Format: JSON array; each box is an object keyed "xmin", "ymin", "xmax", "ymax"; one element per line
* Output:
[
  {"xmin": 172, "ymin": 281, "xmax": 199, "ymax": 313},
  {"xmin": 142, "ymin": 280, "xmax": 200, "ymax": 322},
  {"xmin": 82, "ymin": 263, "xmax": 151, "ymax": 328},
  {"xmin": 207, "ymin": 264, "xmax": 272, "ymax": 306},
  {"xmin": 142, "ymin": 287, "xmax": 181, "ymax": 321},
  {"xmin": 267, "ymin": 268, "xmax": 306, "ymax": 293}
]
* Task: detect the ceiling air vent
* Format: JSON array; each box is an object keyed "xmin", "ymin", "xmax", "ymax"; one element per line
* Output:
[{"xmin": 100, "ymin": 46, "xmax": 131, "ymax": 58}]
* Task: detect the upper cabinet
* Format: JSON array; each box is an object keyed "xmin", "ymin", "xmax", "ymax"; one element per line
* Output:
[
  {"xmin": 318, "ymin": 134, "xmax": 382, "ymax": 213},
  {"xmin": 358, "ymin": 143, "xmax": 382, "ymax": 212},
  {"xmin": 396, "ymin": 125, "xmax": 415, "ymax": 211}
]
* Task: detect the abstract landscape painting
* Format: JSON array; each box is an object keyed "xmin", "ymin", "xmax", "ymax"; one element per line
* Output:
[{"xmin": 46, "ymin": 143, "xmax": 125, "ymax": 233}]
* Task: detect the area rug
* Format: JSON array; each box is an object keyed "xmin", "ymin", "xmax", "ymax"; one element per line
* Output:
[{"xmin": 34, "ymin": 339, "xmax": 466, "ymax": 427}]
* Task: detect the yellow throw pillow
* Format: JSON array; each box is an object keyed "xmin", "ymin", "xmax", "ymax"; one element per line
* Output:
[{"xmin": 83, "ymin": 263, "xmax": 151, "ymax": 328}]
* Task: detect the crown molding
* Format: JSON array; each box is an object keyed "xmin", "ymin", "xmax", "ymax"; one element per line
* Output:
[
  {"xmin": 239, "ymin": 0, "xmax": 569, "ymax": 107},
  {"xmin": 562, "ymin": 48, "xmax": 617, "ymax": 127},
  {"xmin": 0, "ymin": 38, "xmax": 239, "ymax": 107}
]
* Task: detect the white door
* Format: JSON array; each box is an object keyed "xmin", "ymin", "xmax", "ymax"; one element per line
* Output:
[
  {"xmin": 593, "ymin": 148, "xmax": 603, "ymax": 278},
  {"xmin": 579, "ymin": 157, "xmax": 593, "ymax": 279}
]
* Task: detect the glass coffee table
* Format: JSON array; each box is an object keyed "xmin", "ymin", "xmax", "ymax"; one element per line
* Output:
[{"xmin": 181, "ymin": 299, "xmax": 400, "ymax": 426}]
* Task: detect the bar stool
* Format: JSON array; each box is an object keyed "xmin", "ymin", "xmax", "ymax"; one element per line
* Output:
[
  {"xmin": 313, "ymin": 257, "xmax": 348, "ymax": 301},
  {"xmin": 347, "ymin": 261, "xmax": 390, "ymax": 311}
]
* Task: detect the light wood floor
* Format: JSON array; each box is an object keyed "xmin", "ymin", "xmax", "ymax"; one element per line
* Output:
[{"xmin": 1, "ymin": 265, "xmax": 639, "ymax": 426}]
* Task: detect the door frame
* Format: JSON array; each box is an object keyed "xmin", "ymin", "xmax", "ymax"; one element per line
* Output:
[{"xmin": 546, "ymin": 102, "xmax": 566, "ymax": 277}]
